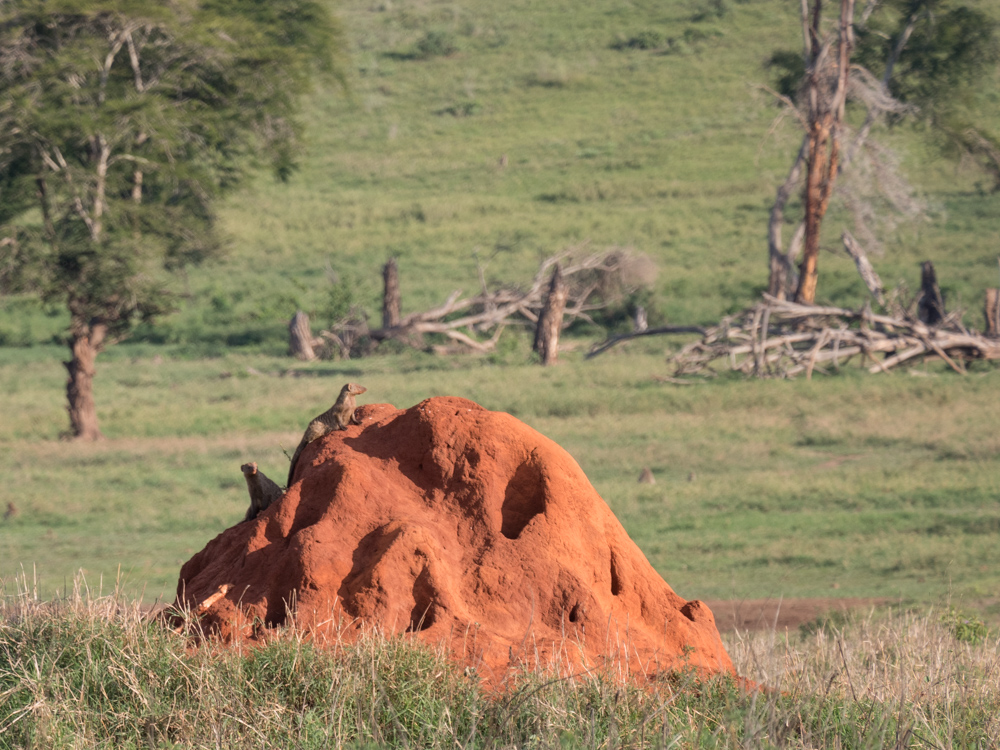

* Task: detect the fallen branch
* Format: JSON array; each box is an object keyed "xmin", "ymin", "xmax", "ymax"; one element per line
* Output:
[
  {"xmin": 320, "ymin": 247, "xmax": 653, "ymax": 356},
  {"xmin": 586, "ymin": 326, "xmax": 708, "ymax": 359},
  {"xmin": 666, "ymin": 296, "xmax": 1000, "ymax": 379}
]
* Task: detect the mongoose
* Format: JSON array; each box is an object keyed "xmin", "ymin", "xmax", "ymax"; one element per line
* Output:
[
  {"xmin": 3, "ymin": 502, "xmax": 17, "ymax": 521},
  {"xmin": 286, "ymin": 383, "xmax": 367, "ymax": 486},
  {"xmin": 241, "ymin": 462, "xmax": 284, "ymax": 521}
]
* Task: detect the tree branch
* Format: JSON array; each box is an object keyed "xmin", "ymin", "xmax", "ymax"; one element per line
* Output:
[{"xmin": 125, "ymin": 30, "xmax": 145, "ymax": 92}]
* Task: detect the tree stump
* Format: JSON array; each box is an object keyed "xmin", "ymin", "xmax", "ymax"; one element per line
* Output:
[
  {"xmin": 986, "ymin": 288, "xmax": 1000, "ymax": 338},
  {"xmin": 917, "ymin": 261, "xmax": 945, "ymax": 326},
  {"xmin": 382, "ymin": 258, "xmax": 401, "ymax": 329},
  {"xmin": 288, "ymin": 310, "xmax": 317, "ymax": 361},
  {"xmin": 533, "ymin": 264, "xmax": 568, "ymax": 366},
  {"xmin": 634, "ymin": 306, "xmax": 648, "ymax": 332}
]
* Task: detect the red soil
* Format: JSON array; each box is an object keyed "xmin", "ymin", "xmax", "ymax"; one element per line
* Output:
[{"xmin": 176, "ymin": 397, "xmax": 734, "ymax": 682}]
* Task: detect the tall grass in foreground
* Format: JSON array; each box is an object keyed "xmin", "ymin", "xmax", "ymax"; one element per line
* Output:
[{"xmin": 2, "ymin": 583, "xmax": 998, "ymax": 748}]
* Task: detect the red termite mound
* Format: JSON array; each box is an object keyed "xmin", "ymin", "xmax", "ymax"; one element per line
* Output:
[{"xmin": 176, "ymin": 397, "xmax": 734, "ymax": 681}]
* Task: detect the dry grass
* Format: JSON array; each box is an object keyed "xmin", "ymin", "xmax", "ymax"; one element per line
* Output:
[
  {"xmin": 726, "ymin": 607, "xmax": 1000, "ymax": 747},
  {"xmin": 2, "ymin": 576, "xmax": 998, "ymax": 748}
]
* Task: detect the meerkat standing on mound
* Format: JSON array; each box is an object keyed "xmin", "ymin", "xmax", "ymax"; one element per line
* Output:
[
  {"xmin": 286, "ymin": 383, "xmax": 367, "ymax": 486},
  {"xmin": 241, "ymin": 462, "xmax": 284, "ymax": 521}
]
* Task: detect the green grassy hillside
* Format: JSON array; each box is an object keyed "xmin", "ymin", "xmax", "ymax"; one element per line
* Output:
[{"xmin": 2, "ymin": 0, "xmax": 998, "ymax": 347}]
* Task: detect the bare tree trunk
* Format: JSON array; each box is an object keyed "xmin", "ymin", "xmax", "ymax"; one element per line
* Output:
[
  {"xmin": 985, "ymin": 288, "xmax": 1000, "ymax": 338},
  {"xmin": 634, "ymin": 306, "xmax": 648, "ymax": 332},
  {"xmin": 132, "ymin": 169, "xmax": 143, "ymax": 203},
  {"xmin": 64, "ymin": 319, "xmax": 107, "ymax": 440},
  {"xmin": 288, "ymin": 310, "xmax": 317, "ymax": 360},
  {"xmin": 769, "ymin": 137, "xmax": 808, "ymax": 299},
  {"xmin": 382, "ymin": 258, "xmax": 400, "ymax": 329},
  {"xmin": 795, "ymin": 0, "xmax": 855, "ymax": 305},
  {"xmin": 917, "ymin": 261, "xmax": 945, "ymax": 325},
  {"xmin": 533, "ymin": 264, "xmax": 568, "ymax": 366}
]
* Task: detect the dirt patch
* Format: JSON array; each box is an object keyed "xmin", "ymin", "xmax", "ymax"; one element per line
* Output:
[{"xmin": 705, "ymin": 598, "xmax": 892, "ymax": 632}]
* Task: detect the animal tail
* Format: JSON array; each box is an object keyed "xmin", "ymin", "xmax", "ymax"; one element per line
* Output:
[{"xmin": 286, "ymin": 439, "xmax": 307, "ymax": 487}]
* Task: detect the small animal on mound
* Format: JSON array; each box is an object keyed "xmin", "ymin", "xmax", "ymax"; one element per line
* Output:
[
  {"xmin": 286, "ymin": 383, "xmax": 367, "ymax": 486},
  {"xmin": 3, "ymin": 502, "xmax": 17, "ymax": 521},
  {"xmin": 241, "ymin": 462, "xmax": 284, "ymax": 521}
]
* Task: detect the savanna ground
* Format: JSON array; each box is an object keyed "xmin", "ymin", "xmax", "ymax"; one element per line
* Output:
[
  {"xmin": 3, "ymin": 346, "xmax": 1000, "ymax": 616},
  {"xmin": 2, "ymin": 0, "xmax": 1000, "ymax": 745}
]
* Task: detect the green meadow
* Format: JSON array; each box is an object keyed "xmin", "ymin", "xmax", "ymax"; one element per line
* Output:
[
  {"xmin": 4, "ymin": 1, "xmax": 1000, "ymax": 745},
  {"xmin": 2, "ymin": 345, "xmax": 999, "ymax": 616},
  {"xmin": 1, "ymin": 0, "xmax": 999, "ymax": 611}
]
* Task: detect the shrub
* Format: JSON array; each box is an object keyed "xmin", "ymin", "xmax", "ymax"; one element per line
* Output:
[
  {"xmin": 941, "ymin": 606, "xmax": 990, "ymax": 645},
  {"xmin": 610, "ymin": 30, "xmax": 667, "ymax": 51},
  {"xmin": 413, "ymin": 30, "xmax": 457, "ymax": 59}
]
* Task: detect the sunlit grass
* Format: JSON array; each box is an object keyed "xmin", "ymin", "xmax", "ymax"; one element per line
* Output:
[
  {"xmin": 1, "ymin": 582, "xmax": 998, "ymax": 748},
  {"xmin": 2, "ymin": 344, "xmax": 998, "ymax": 607}
]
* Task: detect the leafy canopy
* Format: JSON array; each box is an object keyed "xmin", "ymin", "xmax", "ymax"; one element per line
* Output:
[
  {"xmin": 0, "ymin": 0, "xmax": 341, "ymax": 339},
  {"xmin": 767, "ymin": 0, "xmax": 999, "ymax": 116}
]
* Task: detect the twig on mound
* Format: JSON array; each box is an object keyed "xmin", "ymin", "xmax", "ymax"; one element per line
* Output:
[{"xmin": 665, "ymin": 296, "xmax": 1000, "ymax": 379}]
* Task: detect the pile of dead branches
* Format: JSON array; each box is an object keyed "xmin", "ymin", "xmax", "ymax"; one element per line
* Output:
[
  {"xmin": 668, "ymin": 296, "xmax": 1000, "ymax": 379},
  {"xmin": 313, "ymin": 246, "xmax": 655, "ymax": 357}
]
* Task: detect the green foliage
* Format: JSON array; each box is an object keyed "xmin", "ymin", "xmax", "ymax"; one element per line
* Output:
[
  {"xmin": 941, "ymin": 606, "xmax": 990, "ymax": 644},
  {"xmin": 691, "ymin": 0, "xmax": 731, "ymax": 22},
  {"xmin": 412, "ymin": 29, "xmax": 458, "ymax": 59},
  {"xmin": 765, "ymin": 49, "xmax": 805, "ymax": 100},
  {"xmin": 0, "ymin": 0, "xmax": 341, "ymax": 339},
  {"xmin": 856, "ymin": 0, "xmax": 1000, "ymax": 113},
  {"xmin": 323, "ymin": 275, "xmax": 356, "ymax": 325}
]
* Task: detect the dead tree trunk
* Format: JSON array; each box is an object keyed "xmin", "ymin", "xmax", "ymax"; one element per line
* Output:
[
  {"xmin": 917, "ymin": 261, "xmax": 945, "ymax": 326},
  {"xmin": 288, "ymin": 310, "xmax": 317, "ymax": 361},
  {"xmin": 985, "ymin": 288, "xmax": 1000, "ymax": 338},
  {"xmin": 533, "ymin": 264, "xmax": 568, "ymax": 366},
  {"xmin": 64, "ymin": 319, "xmax": 107, "ymax": 440},
  {"xmin": 795, "ymin": 0, "xmax": 855, "ymax": 305},
  {"xmin": 634, "ymin": 306, "xmax": 648, "ymax": 332},
  {"xmin": 842, "ymin": 231, "xmax": 886, "ymax": 306},
  {"xmin": 382, "ymin": 258, "xmax": 401, "ymax": 328},
  {"xmin": 768, "ymin": 136, "xmax": 807, "ymax": 299}
]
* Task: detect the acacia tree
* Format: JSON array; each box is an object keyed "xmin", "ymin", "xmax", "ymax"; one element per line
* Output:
[
  {"xmin": 0, "ymin": 0, "xmax": 339, "ymax": 439},
  {"xmin": 766, "ymin": 0, "xmax": 999, "ymax": 303}
]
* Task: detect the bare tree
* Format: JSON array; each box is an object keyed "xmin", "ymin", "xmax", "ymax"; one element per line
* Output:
[
  {"xmin": 382, "ymin": 258, "xmax": 401, "ymax": 328},
  {"xmin": 796, "ymin": 0, "xmax": 855, "ymax": 304},
  {"xmin": 765, "ymin": 0, "xmax": 999, "ymax": 302},
  {"xmin": 533, "ymin": 264, "xmax": 568, "ymax": 365}
]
